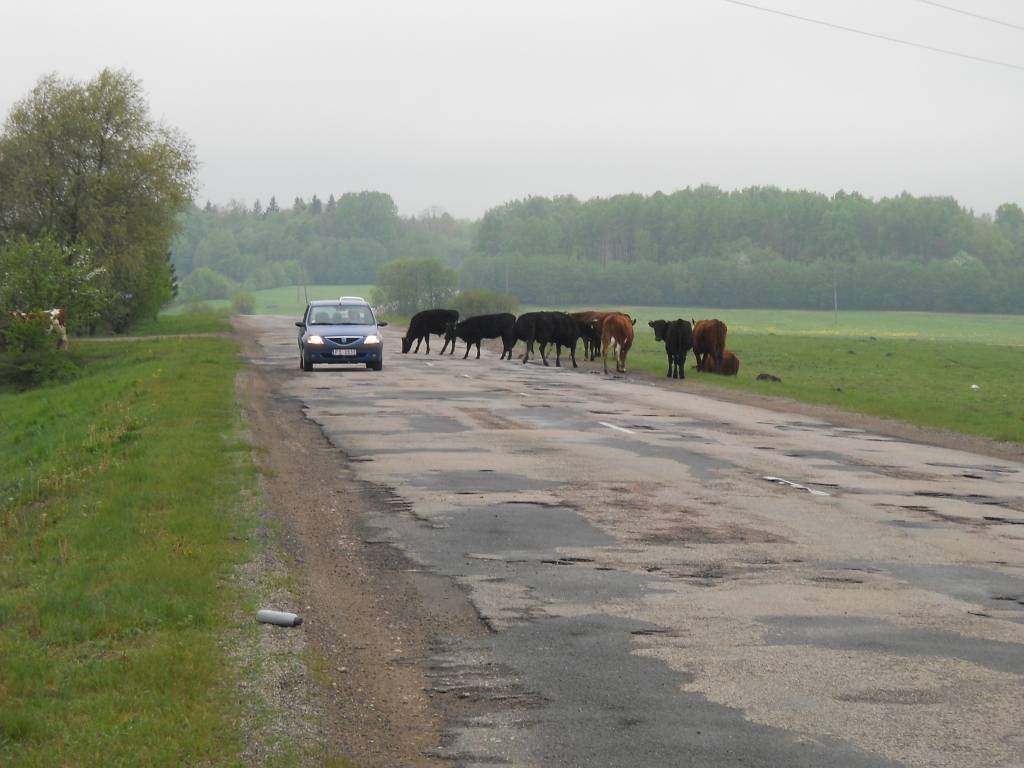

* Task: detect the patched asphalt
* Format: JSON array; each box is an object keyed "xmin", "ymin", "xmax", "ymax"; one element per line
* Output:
[{"xmin": 248, "ymin": 316, "xmax": 1024, "ymax": 768}]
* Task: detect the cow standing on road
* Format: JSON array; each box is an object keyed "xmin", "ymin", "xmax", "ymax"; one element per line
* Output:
[
  {"xmin": 514, "ymin": 311, "xmax": 583, "ymax": 367},
  {"xmin": 444, "ymin": 313, "xmax": 517, "ymax": 360},
  {"xmin": 402, "ymin": 309, "xmax": 459, "ymax": 355},
  {"xmin": 602, "ymin": 313, "xmax": 635, "ymax": 374}
]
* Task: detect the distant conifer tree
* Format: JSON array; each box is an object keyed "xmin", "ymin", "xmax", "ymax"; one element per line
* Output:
[
  {"xmin": 266, "ymin": 196, "xmax": 280, "ymax": 214},
  {"xmin": 310, "ymin": 194, "xmax": 323, "ymax": 215}
]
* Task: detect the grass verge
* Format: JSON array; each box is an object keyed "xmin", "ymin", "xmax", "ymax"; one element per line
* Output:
[
  {"xmin": 0, "ymin": 335, "xmax": 257, "ymax": 765},
  {"xmin": 625, "ymin": 329, "xmax": 1024, "ymax": 443},
  {"xmin": 126, "ymin": 310, "xmax": 232, "ymax": 336}
]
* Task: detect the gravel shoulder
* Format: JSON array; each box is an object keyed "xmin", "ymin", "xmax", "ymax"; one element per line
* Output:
[{"xmin": 235, "ymin": 338, "xmax": 486, "ymax": 766}]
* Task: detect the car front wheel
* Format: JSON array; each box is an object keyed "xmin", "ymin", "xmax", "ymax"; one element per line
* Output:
[{"xmin": 301, "ymin": 347, "xmax": 314, "ymax": 372}]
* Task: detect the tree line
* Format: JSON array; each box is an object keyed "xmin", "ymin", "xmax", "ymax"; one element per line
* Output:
[
  {"xmin": 171, "ymin": 196, "xmax": 473, "ymax": 302},
  {"xmin": 466, "ymin": 188, "xmax": 1024, "ymax": 313},
  {"xmin": 174, "ymin": 185, "xmax": 1024, "ymax": 314}
]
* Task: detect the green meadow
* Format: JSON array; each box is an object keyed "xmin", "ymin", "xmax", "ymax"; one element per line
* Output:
[
  {"xmin": 536, "ymin": 305, "xmax": 1024, "ymax": 443},
  {"xmin": 0, "ymin": 321, "xmax": 257, "ymax": 765}
]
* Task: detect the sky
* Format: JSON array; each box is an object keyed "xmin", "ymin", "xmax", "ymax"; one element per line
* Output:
[{"xmin": 3, "ymin": 0, "xmax": 1023, "ymax": 219}]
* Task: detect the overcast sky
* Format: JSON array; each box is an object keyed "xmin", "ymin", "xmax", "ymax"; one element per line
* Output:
[{"xmin": 3, "ymin": 0, "xmax": 1022, "ymax": 218}]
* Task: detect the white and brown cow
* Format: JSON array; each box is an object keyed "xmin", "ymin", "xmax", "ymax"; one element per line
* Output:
[{"xmin": 9, "ymin": 308, "xmax": 68, "ymax": 349}]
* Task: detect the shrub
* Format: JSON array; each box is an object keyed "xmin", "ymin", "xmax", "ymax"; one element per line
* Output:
[
  {"xmin": 0, "ymin": 316, "xmax": 79, "ymax": 389},
  {"xmin": 230, "ymin": 291, "xmax": 256, "ymax": 315},
  {"xmin": 452, "ymin": 289, "xmax": 518, "ymax": 317}
]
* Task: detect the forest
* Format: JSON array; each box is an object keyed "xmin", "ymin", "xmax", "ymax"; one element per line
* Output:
[{"xmin": 171, "ymin": 186, "xmax": 1024, "ymax": 313}]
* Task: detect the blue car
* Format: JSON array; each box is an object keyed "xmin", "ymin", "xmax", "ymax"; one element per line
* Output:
[{"xmin": 296, "ymin": 297, "xmax": 387, "ymax": 371}]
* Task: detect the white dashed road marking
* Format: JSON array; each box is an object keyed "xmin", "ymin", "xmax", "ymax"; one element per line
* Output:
[{"xmin": 599, "ymin": 422, "xmax": 636, "ymax": 435}]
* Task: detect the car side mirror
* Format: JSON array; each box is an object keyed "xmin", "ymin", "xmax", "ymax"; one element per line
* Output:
[
  {"xmin": 295, "ymin": 321, "xmax": 305, "ymax": 328},
  {"xmin": 377, "ymin": 321, "xmax": 388, "ymax": 327}
]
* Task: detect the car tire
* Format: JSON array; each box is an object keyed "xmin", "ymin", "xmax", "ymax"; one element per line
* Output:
[
  {"xmin": 302, "ymin": 349, "xmax": 314, "ymax": 372},
  {"xmin": 369, "ymin": 361, "xmax": 383, "ymax": 371}
]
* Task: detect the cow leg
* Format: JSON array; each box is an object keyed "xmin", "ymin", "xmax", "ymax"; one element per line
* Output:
[
  {"xmin": 569, "ymin": 342, "xmax": 578, "ymax": 369},
  {"xmin": 554, "ymin": 343, "xmax": 561, "ymax": 367},
  {"xmin": 666, "ymin": 352, "xmax": 673, "ymax": 378},
  {"xmin": 463, "ymin": 341, "xmax": 471, "ymax": 359},
  {"xmin": 540, "ymin": 342, "xmax": 550, "ymax": 366},
  {"xmin": 476, "ymin": 341, "xmax": 482, "ymax": 359}
]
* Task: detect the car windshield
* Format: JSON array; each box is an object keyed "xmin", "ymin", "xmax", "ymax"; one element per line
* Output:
[{"xmin": 308, "ymin": 305, "xmax": 373, "ymax": 325}]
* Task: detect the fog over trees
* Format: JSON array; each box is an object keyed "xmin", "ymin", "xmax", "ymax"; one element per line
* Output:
[{"xmin": 173, "ymin": 186, "xmax": 1024, "ymax": 313}]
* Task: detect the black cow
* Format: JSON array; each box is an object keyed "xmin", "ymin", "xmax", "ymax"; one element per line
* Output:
[
  {"xmin": 648, "ymin": 318, "xmax": 693, "ymax": 379},
  {"xmin": 444, "ymin": 313, "xmax": 517, "ymax": 360},
  {"xmin": 514, "ymin": 311, "xmax": 582, "ymax": 367},
  {"xmin": 402, "ymin": 309, "xmax": 459, "ymax": 354}
]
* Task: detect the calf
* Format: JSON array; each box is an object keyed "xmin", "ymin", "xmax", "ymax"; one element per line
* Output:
[
  {"xmin": 401, "ymin": 308, "xmax": 459, "ymax": 354},
  {"xmin": 444, "ymin": 313, "xmax": 517, "ymax": 360},
  {"xmin": 698, "ymin": 349, "xmax": 740, "ymax": 375},
  {"xmin": 691, "ymin": 318, "xmax": 727, "ymax": 372},
  {"xmin": 514, "ymin": 311, "xmax": 582, "ymax": 367},
  {"xmin": 602, "ymin": 312, "xmax": 635, "ymax": 374},
  {"xmin": 648, "ymin": 318, "xmax": 693, "ymax": 379},
  {"xmin": 9, "ymin": 308, "xmax": 68, "ymax": 350}
]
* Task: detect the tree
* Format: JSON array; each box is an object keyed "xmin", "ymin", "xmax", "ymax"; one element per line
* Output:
[
  {"xmin": 371, "ymin": 257, "xmax": 457, "ymax": 315},
  {"xmin": 266, "ymin": 196, "xmax": 280, "ymax": 215},
  {"xmin": 252, "ymin": 199, "xmax": 263, "ymax": 217},
  {"xmin": 310, "ymin": 194, "xmax": 323, "ymax": 215},
  {"xmin": 0, "ymin": 69, "xmax": 197, "ymax": 329}
]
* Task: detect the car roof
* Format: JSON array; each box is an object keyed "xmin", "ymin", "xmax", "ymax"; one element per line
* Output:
[{"xmin": 308, "ymin": 297, "xmax": 369, "ymax": 306}]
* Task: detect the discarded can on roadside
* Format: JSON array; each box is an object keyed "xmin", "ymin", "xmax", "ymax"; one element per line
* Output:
[{"xmin": 256, "ymin": 609, "xmax": 303, "ymax": 627}]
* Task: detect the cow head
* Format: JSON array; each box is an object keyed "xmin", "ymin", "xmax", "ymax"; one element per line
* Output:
[
  {"xmin": 443, "ymin": 321, "xmax": 457, "ymax": 343},
  {"xmin": 648, "ymin": 319, "xmax": 668, "ymax": 341},
  {"xmin": 401, "ymin": 335, "xmax": 413, "ymax": 354}
]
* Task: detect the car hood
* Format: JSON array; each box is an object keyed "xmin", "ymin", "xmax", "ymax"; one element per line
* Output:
[{"xmin": 305, "ymin": 323, "xmax": 380, "ymax": 338}]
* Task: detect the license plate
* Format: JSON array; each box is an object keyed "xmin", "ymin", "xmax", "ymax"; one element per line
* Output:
[{"xmin": 332, "ymin": 348, "xmax": 357, "ymax": 356}]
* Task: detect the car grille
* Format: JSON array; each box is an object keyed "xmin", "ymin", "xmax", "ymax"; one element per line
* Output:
[{"xmin": 326, "ymin": 336, "xmax": 361, "ymax": 345}]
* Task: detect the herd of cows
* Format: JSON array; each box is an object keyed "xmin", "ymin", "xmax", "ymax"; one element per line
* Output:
[{"xmin": 400, "ymin": 308, "xmax": 739, "ymax": 378}]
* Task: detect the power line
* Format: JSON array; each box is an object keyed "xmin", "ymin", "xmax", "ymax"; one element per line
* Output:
[
  {"xmin": 913, "ymin": 0, "xmax": 1024, "ymax": 33},
  {"xmin": 719, "ymin": 0, "xmax": 1024, "ymax": 72}
]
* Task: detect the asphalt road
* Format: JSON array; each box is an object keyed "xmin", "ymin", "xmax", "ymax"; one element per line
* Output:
[{"xmin": 251, "ymin": 317, "xmax": 1023, "ymax": 768}]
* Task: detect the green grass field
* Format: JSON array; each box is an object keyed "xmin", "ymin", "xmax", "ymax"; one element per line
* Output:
[
  {"xmin": 537, "ymin": 305, "xmax": 1024, "ymax": 443},
  {"xmin": 0, "ymin": 333, "xmax": 257, "ymax": 765}
]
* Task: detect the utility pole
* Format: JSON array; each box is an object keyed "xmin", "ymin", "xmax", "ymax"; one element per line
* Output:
[{"xmin": 833, "ymin": 271, "xmax": 839, "ymax": 327}]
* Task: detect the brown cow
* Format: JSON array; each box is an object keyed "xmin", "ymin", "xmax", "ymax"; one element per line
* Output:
[
  {"xmin": 691, "ymin": 318, "xmax": 727, "ymax": 372},
  {"xmin": 571, "ymin": 311, "xmax": 635, "ymax": 361},
  {"xmin": 698, "ymin": 349, "xmax": 740, "ymax": 376},
  {"xmin": 601, "ymin": 313, "xmax": 634, "ymax": 374}
]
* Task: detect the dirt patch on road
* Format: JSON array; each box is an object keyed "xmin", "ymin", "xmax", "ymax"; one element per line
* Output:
[{"xmin": 236, "ymin": 362, "xmax": 487, "ymax": 766}]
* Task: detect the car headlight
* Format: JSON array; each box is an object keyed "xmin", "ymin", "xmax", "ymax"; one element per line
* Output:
[
  {"xmin": 306, "ymin": 335, "xmax": 325, "ymax": 345},
  {"xmin": 363, "ymin": 335, "xmax": 381, "ymax": 345}
]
